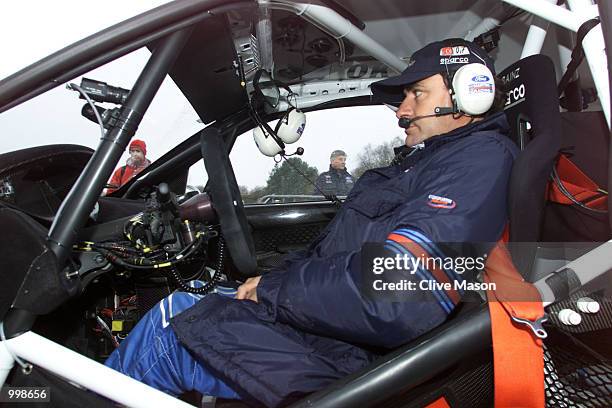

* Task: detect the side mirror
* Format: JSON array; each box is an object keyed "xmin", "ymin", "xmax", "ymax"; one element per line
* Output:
[{"xmin": 253, "ymin": 69, "xmax": 281, "ymax": 109}]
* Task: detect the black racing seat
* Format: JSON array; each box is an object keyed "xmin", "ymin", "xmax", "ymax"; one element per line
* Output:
[{"xmin": 500, "ymin": 55, "xmax": 561, "ymax": 280}]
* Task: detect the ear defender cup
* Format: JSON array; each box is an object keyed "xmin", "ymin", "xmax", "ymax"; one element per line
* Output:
[
  {"xmin": 275, "ymin": 108, "xmax": 306, "ymax": 144},
  {"xmin": 253, "ymin": 108, "xmax": 307, "ymax": 157},
  {"xmin": 253, "ymin": 125, "xmax": 284, "ymax": 157},
  {"xmin": 451, "ymin": 63, "xmax": 495, "ymax": 115}
]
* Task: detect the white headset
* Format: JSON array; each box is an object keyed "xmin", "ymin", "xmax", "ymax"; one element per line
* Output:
[
  {"xmin": 253, "ymin": 107, "xmax": 306, "ymax": 157},
  {"xmin": 450, "ymin": 62, "xmax": 496, "ymax": 116}
]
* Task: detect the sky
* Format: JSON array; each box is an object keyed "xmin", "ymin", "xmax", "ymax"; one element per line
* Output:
[{"xmin": 0, "ymin": 1, "xmax": 404, "ymax": 189}]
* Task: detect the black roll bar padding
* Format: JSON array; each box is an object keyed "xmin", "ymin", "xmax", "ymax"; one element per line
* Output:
[
  {"xmin": 2, "ymin": 308, "xmax": 38, "ymax": 340},
  {"xmin": 597, "ymin": 1, "xmax": 612, "ymax": 231},
  {"xmin": 46, "ymin": 26, "xmax": 193, "ymax": 272},
  {"xmin": 290, "ymin": 303, "xmax": 492, "ymax": 408},
  {"xmin": 200, "ymin": 127, "xmax": 258, "ymax": 276}
]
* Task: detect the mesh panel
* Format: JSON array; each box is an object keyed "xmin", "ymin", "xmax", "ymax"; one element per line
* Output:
[
  {"xmin": 253, "ymin": 224, "xmax": 323, "ymax": 252},
  {"xmin": 544, "ymin": 332, "xmax": 612, "ymax": 407},
  {"xmin": 135, "ymin": 278, "xmax": 172, "ymax": 318},
  {"xmin": 544, "ymin": 290, "xmax": 612, "ymax": 408},
  {"xmin": 545, "ymin": 344, "xmax": 576, "ymax": 407},
  {"xmin": 547, "ymin": 290, "xmax": 612, "ymax": 334}
]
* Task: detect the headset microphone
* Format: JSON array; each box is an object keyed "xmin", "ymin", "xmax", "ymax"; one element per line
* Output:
[
  {"xmin": 284, "ymin": 147, "xmax": 304, "ymax": 157},
  {"xmin": 398, "ymin": 106, "xmax": 457, "ymax": 129},
  {"xmin": 434, "ymin": 106, "xmax": 455, "ymax": 115},
  {"xmin": 398, "ymin": 117, "xmax": 413, "ymax": 129}
]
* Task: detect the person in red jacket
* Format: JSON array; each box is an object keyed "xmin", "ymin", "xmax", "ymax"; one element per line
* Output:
[{"xmin": 106, "ymin": 139, "xmax": 151, "ymax": 194}]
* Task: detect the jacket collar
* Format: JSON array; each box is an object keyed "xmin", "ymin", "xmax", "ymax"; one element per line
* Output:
[
  {"xmin": 328, "ymin": 165, "xmax": 347, "ymax": 174},
  {"xmin": 423, "ymin": 111, "xmax": 509, "ymax": 149},
  {"xmin": 400, "ymin": 112, "xmax": 509, "ymax": 170},
  {"xmin": 127, "ymin": 158, "xmax": 151, "ymax": 169}
]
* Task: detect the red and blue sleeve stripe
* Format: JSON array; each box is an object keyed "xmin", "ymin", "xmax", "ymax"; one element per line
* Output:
[
  {"xmin": 390, "ymin": 228, "xmax": 464, "ymax": 283},
  {"xmin": 384, "ymin": 228, "xmax": 463, "ymax": 314}
]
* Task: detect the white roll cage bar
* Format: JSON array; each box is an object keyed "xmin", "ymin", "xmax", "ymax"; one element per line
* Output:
[{"xmin": 266, "ymin": 0, "xmax": 610, "ymax": 128}]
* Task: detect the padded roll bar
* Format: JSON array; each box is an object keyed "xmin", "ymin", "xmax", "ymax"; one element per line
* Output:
[{"xmin": 290, "ymin": 304, "xmax": 491, "ymax": 408}]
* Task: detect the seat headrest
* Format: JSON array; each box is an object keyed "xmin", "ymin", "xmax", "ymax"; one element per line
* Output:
[{"xmin": 499, "ymin": 55, "xmax": 560, "ymax": 149}]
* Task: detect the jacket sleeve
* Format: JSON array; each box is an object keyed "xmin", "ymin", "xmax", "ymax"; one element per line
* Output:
[
  {"xmin": 312, "ymin": 173, "xmax": 329, "ymax": 195},
  {"xmin": 105, "ymin": 167, "xmax": 123, "ymax": 195},
  {"xmin": 257, "ymin": 246, "xmax": 450, "ymax": 349},
  {"xmin": 257, "ymin": 134, "xmax": 516, "ymax": 348}
]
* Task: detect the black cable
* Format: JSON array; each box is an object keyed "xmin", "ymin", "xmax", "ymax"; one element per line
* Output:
[
  {"xmin": 83, "ymin": 228, "xmax": 227, "ymax": 296},
  {"xmin": 94, "ymin": 242, "xmax": 141, "ymax": 255},
  {"xmin": 551, "ymin": 165, "xmax": 608, "ymax": 214},
  {"xmin": 180, "ymin": 259, "xmax": 208, "ymax": 281},
  {"xmin": 280, "ymin": 155, "xmax": 343, "ymax": 206},
  {"xmin": 67, "ymin": 83, "xmax": 105, "ymax": 139},
  {"xmin": 166, "ymin": 236, "xmax": 225, "ymax": 294},
  {"xmin": 97, "ymin": 235, "xmax": 205, "ymax": 269},
  {"xmin": 92, "ymin": 227, "xmax": 224, "ymax": 294}
]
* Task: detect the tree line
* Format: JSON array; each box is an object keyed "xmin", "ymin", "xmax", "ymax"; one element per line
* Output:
[{"xmin": 237, "ymin": 136, "xmax": 402, "ymax": 203}]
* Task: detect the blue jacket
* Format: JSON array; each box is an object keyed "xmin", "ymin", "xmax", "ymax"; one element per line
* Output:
[
  {"xmin": 313, "ymin": 165, "xmax": 356, "ymax": 196},
  {"xmin": 172, "ymin": 112, "xmax": 518, "ymax": 407}
]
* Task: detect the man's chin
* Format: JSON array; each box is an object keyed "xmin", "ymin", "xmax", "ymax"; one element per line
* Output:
[
  {"xmin": 404, "ymin": 134, "xmax": 420, "ymax": 148},
  {"xmin": 129, "ymin": 157, "xmax": 144, "ymax": 166},
  {"xmin": 405, "ymin": 129, "xmax": 429, "ymax": 147}
]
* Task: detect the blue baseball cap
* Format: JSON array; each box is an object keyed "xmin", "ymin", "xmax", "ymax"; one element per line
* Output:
[{"xmin": 371, "ymin": 38, "xmax": 495, "ymax": 104}]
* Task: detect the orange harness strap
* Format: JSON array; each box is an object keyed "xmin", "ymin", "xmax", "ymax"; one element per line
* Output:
[
  {"xmin": 424, "ymin": 397, "xmax": 450, "ymax": 408},
  {"xmin": 548, "ymin": 154, "xmax": 608, "ymax": 210},
  {"xmin": 484, "ymin": 242, "xmax": 545, "ymax": 408}
]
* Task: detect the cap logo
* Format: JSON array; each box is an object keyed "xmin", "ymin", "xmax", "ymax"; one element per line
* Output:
[
  {"xmin": 439, "ymin": 46, "xmax": 470, "ymax": 57},
  {"xmin": 440, "ymin": 57, "xmax": 469, "ymax": 65},
  {"xmin": 407, "ymin": 58, "xmax": 416, "ymax": 67}
]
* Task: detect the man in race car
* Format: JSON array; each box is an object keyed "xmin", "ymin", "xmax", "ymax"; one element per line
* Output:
[{"xmin": 105, "ymin": 38, "xmax": 518, "ymax": 407}]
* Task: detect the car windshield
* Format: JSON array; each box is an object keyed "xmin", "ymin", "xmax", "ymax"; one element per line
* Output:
[
  {"xmin": 232, "ymin": 106, "xmax": 404, "ymax": 204},
  {"xmin": 0, "ymin": 46, "xmax": 207, "ymax": 192}
]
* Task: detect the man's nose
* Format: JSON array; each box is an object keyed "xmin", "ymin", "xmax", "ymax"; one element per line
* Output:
[{"xmin": 396, "ymin": 97, "xmax": 413, "ymax": 119}]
